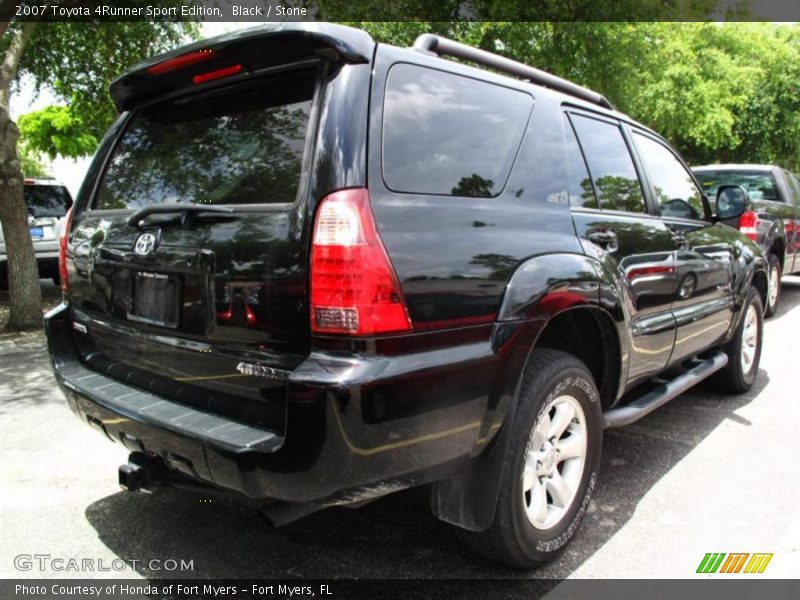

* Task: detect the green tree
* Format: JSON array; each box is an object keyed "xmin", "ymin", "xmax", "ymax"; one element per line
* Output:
[
  {"xmin": 17, "ymin": 138, "xmax": 48, "ymax": 178},
  {"xmin": 0, "ymin": 16, "xmax": 196, "ymax": 330}
]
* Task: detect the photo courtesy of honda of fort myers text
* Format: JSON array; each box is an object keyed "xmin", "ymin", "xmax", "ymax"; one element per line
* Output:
[{"xmin": 1, "ymin": 1, "xmax": 800, "ymax": 599}]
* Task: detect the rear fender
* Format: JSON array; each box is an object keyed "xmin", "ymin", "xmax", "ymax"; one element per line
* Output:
[{"xmin": 431, "ymin": 252, "xmax": 625, "ymax": 531}]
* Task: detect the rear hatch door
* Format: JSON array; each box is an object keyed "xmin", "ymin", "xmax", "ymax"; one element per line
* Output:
[{"xmin": 68, "ymin": 65, "xmax": 320, "ymax": 431}]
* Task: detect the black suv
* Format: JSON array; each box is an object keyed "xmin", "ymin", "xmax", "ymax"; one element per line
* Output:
[
  {"xmin": 693, "ymin": 164, "xmax": 800, "ymax": 317},
  {"xmin": 46, "ymin": 24, "xmax": 768, "ymax": 568}
]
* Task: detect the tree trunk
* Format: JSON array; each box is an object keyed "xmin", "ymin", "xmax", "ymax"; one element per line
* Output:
[
  {"xmin": 0, "ymin": 105, "xmax": 43, "ymax": 330},
  {"xmin": 1, "ymin": 22, "xmax": 43, "ymax": 331}
]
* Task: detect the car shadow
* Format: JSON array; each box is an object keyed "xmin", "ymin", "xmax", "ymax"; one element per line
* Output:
[{"xmin": 82, "ymin": 285, "xmax": 800, "ymax": 584}]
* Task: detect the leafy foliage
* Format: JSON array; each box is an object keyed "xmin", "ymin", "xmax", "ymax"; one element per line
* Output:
[
  {"xmin": 14, "ymin": 21, "xmax": 198, "ymax": 155},
  {"xmin": 17, "ymin": 138, "xmax": 49, "ymax": 178},
  {"xmin": 18, "ymin": 105, "xmax": 97, "ymax": 159}
]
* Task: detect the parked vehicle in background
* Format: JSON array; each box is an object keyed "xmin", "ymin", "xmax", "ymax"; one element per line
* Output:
[
  {"xmin": 46, "ymin": 24, "xmax": 768, "ymax": 568},
  {"xmin": 0, "ymin": 178, "xmax": 74, "ymax": 289},
  {"xmin": 693, "ymin": 164, "xmax": 800, "ymax": 317}
]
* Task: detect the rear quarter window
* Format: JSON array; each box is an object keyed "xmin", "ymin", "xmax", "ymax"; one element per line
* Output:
[
  {"xmin": 94, "ymin": 67, "xmax": 316, "ymax": 210},
  {"xmin": 382, "ymin": 64, "xmax": 532, "ymax": 198}
]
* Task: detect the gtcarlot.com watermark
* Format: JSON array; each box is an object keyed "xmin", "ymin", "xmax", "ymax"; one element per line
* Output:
[{"xmin": 14, "ymin": 554, "xmax": 194, "ymax": 572}]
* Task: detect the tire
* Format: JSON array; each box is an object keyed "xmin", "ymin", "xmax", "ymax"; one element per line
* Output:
[
  {"xmin": 712, "ymin": 287, "xmax": 763, "ymax": 394},
  {"xmin": 456, "ymin": 349, "xmax": 602, "ymax": 568},
  {"xmin": 764, "ymin": 254, "xmax": 781, "ymax": 318}
]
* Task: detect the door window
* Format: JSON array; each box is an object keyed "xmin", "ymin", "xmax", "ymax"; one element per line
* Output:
[
  {"xmin": 569, "ymin": 114, "xmax": 646, "ymax": 213},
  {"xmin": 563, "ymin": 116, "xmax": 597, "ymax": 209},
  {"xmin": 785, "ymin": 171, "xmax": 800, "ymax": 208},
  {"xmin": 633, "ymin": 132, "xmax": 704, "ymax": 220}
]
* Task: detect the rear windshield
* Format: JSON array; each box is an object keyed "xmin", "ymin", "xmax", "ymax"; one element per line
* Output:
[
  {"xmin": 94, "ymin": 68, "xmax": 316, "ymax": 210},
  {"xmin": 694, "ymin": 170, "xmax": 780, "ymax": 202},
  {"xmin": 25, "ymin": 185, "xmax": 72, "ymax": 218}
]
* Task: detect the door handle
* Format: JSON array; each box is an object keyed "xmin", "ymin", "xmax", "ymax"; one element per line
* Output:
[{"xmin": 586, "ymin": 229, "xmax": 619, "ymax": 252}]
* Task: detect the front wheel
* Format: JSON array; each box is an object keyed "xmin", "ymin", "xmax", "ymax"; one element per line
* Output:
[
  {"xmin": 712, "ymin": 287, "xmax": 763, "ymax": 394},
  {"xmin": 764, "ymin": 254, "xmax": 781, "ymax": 318},
  {"xmin": 456, "ymin": 349, "xmax": 602, "ymax": 568}
]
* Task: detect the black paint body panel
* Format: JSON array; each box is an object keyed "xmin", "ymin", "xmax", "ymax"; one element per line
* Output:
[{"xmin": 47, "ymin": 25, "xmax": 767, "ymax": 526}]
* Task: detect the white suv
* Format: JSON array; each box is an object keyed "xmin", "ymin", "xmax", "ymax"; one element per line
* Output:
[{"xmin": 0, "ymin": 178, "xmax": 73, "ymax": 288}]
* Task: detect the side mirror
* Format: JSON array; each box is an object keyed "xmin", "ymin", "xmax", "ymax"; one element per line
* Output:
[{"xmin": 715, "ymin": 185, "xmax": 748, "ymax": 221}]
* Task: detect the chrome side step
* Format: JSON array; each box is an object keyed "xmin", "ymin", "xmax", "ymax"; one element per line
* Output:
[{"xmin": 603, "ymin": 351, "xmax": 728, "ymax": 429}]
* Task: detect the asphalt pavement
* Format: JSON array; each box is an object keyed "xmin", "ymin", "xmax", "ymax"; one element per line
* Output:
[{"xmin": 1, "ymin": 279, "xmax": 799, "ymax": 583}]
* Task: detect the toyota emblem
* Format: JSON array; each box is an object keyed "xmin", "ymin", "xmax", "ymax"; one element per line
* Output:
[{"xmin": 134, "ymin": 232, "xmax": 157, "ymax": 256}]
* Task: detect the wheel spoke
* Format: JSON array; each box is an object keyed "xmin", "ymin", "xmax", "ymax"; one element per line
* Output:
[
  {"xmin": 546, "ymin": 471, "xmax": 573, "ymax": 508},
  {"xmin": 522, "ymin": 464, "xmax": 537, "ymax": 492},
  {"xmin": 548, "ymin": 402, "xmax": 576, "ymax": 440},
  {"xmin": 526, "ymin": 478, "xmax": 547, "ymax": 525},
  {"xmin": 556, "ymin": 433, "xmax": 583, "ymax": 461}
]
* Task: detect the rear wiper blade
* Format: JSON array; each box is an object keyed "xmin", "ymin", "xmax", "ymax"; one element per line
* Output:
[{"xmin": 127, "ymin": 203, "xmax": 235, "ymax": 228}]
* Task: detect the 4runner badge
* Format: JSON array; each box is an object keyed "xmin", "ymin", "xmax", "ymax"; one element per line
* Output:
[
  {"xmin": 236, "ymin": 362, "xmax": 289, "ymax": 382},
  {"xmin": 134, "ymin": 232, "xmax": 157, "ymax": 256}
]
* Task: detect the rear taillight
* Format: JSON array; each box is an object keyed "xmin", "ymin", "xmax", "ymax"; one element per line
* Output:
[
  {"xmin": 310, "ymin": 188, "xmax": 411, "ymax": 336},
  {"xmin": 58, "ymin": 207, "xmax": 73, "ymax": 293},
  {"xmin": 738, "ymin": 210, "xmax": 759, "ymax": 241}
]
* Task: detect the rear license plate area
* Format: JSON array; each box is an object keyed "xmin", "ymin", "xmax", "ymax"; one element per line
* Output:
[
  {"xmin": 29, "ymin": 226, "xmax": 43, "ymax": 239},
  {"xmin": 128, "ymin": 271, "xmax": 181, "ymax": 328}
]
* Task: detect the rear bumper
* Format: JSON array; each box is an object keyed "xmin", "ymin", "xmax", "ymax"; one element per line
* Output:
[{"xmin": 45, "ymin": 303, "xmax": 498, "ymax": 505}]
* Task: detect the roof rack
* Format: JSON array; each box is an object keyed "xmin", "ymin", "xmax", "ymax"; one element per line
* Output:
[{"xmin": 412, "ymin": 34, "xmax": 615, "ymax": 111}]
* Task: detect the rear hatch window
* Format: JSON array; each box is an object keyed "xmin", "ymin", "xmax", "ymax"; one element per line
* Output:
[
  {"xmin": 25, "ymin": 185, "xmax": 72, "ymax": 218},
  {"xmin": 95, "ymin": 67, "xmax": 316, "ymax": 209}
]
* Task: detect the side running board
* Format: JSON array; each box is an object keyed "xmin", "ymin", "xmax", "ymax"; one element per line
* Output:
[{"xmin": 603, "ymin": 351, "xmax": 729, "ymax": 429}]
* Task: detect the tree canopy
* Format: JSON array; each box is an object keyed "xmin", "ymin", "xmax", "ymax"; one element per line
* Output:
[{"xmin": 11, "ymin": 21, "xmax": 198, "ymax": 159}]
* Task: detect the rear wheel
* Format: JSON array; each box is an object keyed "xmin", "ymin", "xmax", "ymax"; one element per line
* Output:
[
  {"xmin": 456, "ymin": 349, "xmax": 602, "ymax": 568},
  {"xmin": 712, "ymin": 287, "xmax": 763, "ymax": 394},
  {"xmin": 764, "ymin": 254, "xmax": 781, "ymax": 318}
]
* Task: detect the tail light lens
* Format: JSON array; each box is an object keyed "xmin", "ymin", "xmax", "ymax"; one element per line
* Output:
[
  {"xmin": 738, "ymin": 210, "xmax": 759, "ymax": 241},
  {"xmin": 58, "ymin": 207, "xmax": 73, "ymax": 293},
  {"xmin": 310, "ymin": 188, "xmax": 411, "ymax": 336}
]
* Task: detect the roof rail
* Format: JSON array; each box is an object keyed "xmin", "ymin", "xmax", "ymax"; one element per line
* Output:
[{"xmin": 412, "ymin": 34, "xmax": 615, "ymax": 111}]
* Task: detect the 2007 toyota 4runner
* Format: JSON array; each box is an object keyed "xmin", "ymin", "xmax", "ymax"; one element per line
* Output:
[{"xmin": 46, "ymin": 24, "xmax": 768, "ymax": 567}]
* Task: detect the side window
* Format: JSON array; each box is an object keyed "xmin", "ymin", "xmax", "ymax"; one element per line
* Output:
[
  {"xmin": 382, "ymin": 64, "xmax": 532, "ymax": 198},
  {"xmin": 569, "ymin": 114, "xmax": 646, "ymax": 213},
  {"xmin": 563, "ymin": 116, "xmax": 597, "ymax": 209},
  {"xmin": 785, "ymin": 171, "xmax": 800, "ymax": 208},
  {"xmin": 633, "ymin": 132, "xmax": 704, "ymax": 220}
]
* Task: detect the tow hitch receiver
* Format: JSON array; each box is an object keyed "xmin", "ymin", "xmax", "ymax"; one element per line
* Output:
[{"xmin": 118, "ymin": 453, "xmax": 170, "ymax": 493}]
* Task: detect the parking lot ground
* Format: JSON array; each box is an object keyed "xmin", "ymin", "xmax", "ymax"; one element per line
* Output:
[{"xmin": 1, "ymin": 279, "xmax": 799, "ymax": 585}]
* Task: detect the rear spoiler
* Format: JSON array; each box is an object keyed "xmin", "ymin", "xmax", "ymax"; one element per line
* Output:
[{"xmin": 109, "ymin": 23, "xmax": 374, "ymax": 111}]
